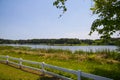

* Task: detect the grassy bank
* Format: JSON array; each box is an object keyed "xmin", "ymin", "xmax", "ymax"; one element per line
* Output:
[{"xmin": 0, "ymin": 46, "xmax": 120, "ymax": 80}]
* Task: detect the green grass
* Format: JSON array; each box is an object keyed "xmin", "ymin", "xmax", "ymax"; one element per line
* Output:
[
  {"xmin": 0, "ymin": 46, "xmax": 120, "ymax": 80},
  {"xmin": 0, "ymin": 63, "xmax": 40, "ymax": 80},
  {"xmin": 0, "ymin": 63, "xmax": 61, "ymax": 80}
]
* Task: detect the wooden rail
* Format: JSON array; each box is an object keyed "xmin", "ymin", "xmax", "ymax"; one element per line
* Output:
[{"xmin": 0, "ymin": 55, "xmax": 113, "ymax": 80}]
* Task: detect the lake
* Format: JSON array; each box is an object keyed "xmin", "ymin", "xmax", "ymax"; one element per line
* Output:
[{"xmin": 0, "ymin": 44, "xmax": 118, "ymax": 52}]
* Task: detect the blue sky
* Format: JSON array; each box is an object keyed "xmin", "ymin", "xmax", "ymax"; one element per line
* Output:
[{"xmin": 0, "ymin": 0, "xmax": 100, "ymax": 40}]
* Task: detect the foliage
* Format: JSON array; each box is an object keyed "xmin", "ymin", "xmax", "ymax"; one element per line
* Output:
[
  {"xmin": 53, "ymin": 0, "xmax": 67, "ymax": 17},
  {"xmin": 0, "ymin": 38, "xmax": 119, "ymax": 45},
  {"xmin": 90, "ymin": 0, "xmax": 120, "ymax": 39},
  {"xmin": 53, "ymin": 0, "xmax": 120, "ymax": 39}
]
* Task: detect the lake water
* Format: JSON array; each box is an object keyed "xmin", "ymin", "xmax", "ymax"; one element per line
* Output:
[{"xmin": 0, "ymin": 44, "xmax": 118, "ymax": 52}]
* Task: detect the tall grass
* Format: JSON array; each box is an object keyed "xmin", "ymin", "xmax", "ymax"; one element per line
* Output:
[
  {"xmin": 74, "ymin": 49, "xmax": 120, "ymax": 61},
  {"xmin": 0, "ymin": 46, "xmax": 120, "ymax": 80}
]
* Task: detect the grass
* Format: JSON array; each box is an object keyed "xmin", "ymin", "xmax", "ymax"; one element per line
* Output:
[
  {"xmin": 0, "ymin": 63, "xmax": 60, "ymax": 80},
  {"xmin": 0, "ymin": 46, "xmax": 120, "ymax": 80},
  {"xmin": 0, "ymin": 63, "xmax": 40, "ymax": 80}
]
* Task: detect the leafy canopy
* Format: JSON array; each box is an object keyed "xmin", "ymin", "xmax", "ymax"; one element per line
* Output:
[
  {"xmin": 90, "ymin": 0, "xmax": 120, "ymax": 39},
  {"xmin": 53, "ymin": 0, "xmax": 120, "ymax": 39}
]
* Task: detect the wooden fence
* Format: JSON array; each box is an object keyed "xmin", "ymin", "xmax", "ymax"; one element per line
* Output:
[{"xmin": 0, "ymin": 55, "xmax": 113, "ymax": 80}]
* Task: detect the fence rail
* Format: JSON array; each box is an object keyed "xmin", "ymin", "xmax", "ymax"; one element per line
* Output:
[{"xmin": 0, "ymin": 55, "xmax": 113, "ymax": 80}]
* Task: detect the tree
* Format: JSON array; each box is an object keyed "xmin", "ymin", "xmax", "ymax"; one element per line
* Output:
[
  {"xmin": 53, "ymin": 0, "xmax": 67, "ymax": 17},
  {"xmin": 53, "ymin": 0, "xmax": 120, "ymax": 39},
  {"xmin": 90, "ymin": 0, "xmax": 120, "ymax": 39}
]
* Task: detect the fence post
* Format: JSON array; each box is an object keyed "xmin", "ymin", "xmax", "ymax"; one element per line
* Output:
[
  {"xmin": 77, "ymin": 70, "xmax": 81, "ymax": 80},
  {"xmin": 6, "ymin": 55, "xmax": 9, "ymax": 64},
  {"xmin": 41, "ymin": 62, "xmax": 45, "ymax": 75},
  {"xmin": 19, "ymin": 58, "xmax": 23, "ymax": 69}
]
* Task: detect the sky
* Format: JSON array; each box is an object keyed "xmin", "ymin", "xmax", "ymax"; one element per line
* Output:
[{"xmin": 0, "ymin": 0, "xmax": 100, "ymax": 40}]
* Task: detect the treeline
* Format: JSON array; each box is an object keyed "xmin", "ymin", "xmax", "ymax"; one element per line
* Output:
[{"xmin": 0, "ymin": 38, "xmax": 119, "ymax": 45}]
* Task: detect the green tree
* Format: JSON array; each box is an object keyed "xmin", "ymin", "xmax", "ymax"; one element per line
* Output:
[
  {"xmin": 53, "ymin": 0, "xmax": 120, "ymax": 39},
  {"xmin": 90, "ymin": 0, "xmax": 120, "ymax": 39}
]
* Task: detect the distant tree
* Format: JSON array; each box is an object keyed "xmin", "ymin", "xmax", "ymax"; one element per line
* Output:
[{"xmin": 53, "ymin": 0, "xmax": 120, "ymax": 39}]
